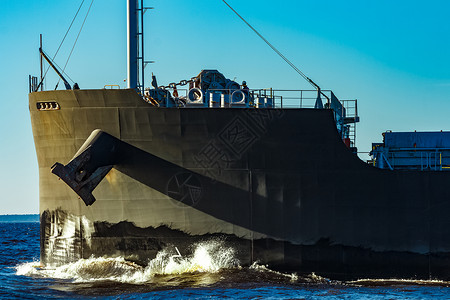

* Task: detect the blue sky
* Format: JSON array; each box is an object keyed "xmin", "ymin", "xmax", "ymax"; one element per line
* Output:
[{"xmin": 1, "ymin": 0, "xmax": 449, "ymax": 214}]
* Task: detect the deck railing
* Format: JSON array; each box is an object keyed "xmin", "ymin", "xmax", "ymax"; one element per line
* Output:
[{"xmin": 157, "ymin": 88, "xmax": 356, "ymax": 109}]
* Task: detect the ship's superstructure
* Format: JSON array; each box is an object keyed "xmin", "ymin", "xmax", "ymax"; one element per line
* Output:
[
  {"xmin": 371, "ymin": 131, "xmax": 450, "ymax": 171},
  {"xmin": 28, "ymin": 0, "xmax": 450, "ymax": 281}
]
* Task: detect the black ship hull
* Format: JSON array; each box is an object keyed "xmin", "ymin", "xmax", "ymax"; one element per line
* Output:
[{"xmin": 30, "ymin": 89, "xmax": 450, "ymax": 280}]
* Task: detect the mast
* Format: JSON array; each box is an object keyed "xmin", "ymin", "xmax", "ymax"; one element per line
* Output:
[
  {"xmin": 127, "ymin": 0, "xmax": 138, "ymax": 90},
  {"xmin": 40, "ymin": 34, "xmax": 43, "ymax": 91},
  {"xmin": 139, "ymin": 0, "xmax": 145, "ymax": 95}
]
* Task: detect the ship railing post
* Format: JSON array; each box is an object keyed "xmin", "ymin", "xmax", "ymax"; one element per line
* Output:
[
  {"xmin": 166, "ymin": 91, "xmax": 169, "ymax": 108},
  {"xmin": 300, "ymin": 90, "xmax": 303, "ymax": 108},
  {"xmin": 431, "ymin": 151, "xmax": 435, "ymax": 170},
  {"xmin": 382, "ymin": 153, "xmax": 393, "ymax": 170}
]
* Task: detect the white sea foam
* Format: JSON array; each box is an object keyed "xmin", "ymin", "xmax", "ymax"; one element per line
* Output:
[
  {"xmin": 249, "ymin": 261, "xmax": 298, "ymax": 282},
  {"xmin": 16, "ymin": 241, "xmax": 331, "ymax": 286},
  {"xmin": 249, "ymin": 261, "xmax": 330, "ymax": 284},
  {"xmin": 16, "ymin": 261, "xmax": 42, "ymax": 277},
  {"xmin": 16, "ymin": 240, "xmax": 239, "ymax": 284}
]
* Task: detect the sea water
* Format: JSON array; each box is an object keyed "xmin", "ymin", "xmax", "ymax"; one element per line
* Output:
[{"xmin": 2, "ymin": 216, "xmax": 450, "ymax": 299}]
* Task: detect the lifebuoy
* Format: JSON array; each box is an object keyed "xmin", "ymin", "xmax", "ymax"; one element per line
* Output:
[
  {"xmin": 231, "ymin": 90, "xmax": 246, "ymax": 104},
  {"xmin": 187, "ymin": 88, "xmax": 203, "ymax": 103}
]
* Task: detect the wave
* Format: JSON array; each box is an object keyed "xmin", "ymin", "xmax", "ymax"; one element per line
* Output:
[
  {"xmin": 16, "ymin": 239, "xmax": 328, "ymax": 290},
  {"xmin": 16, "ymin": 240, "xmax": 239, "ymax": 284},
  {"xmin": 17, "ymin": 240, "xmax": 449, "ymax": 290}
]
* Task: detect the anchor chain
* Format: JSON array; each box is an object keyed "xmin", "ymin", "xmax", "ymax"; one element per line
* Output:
[{"xmin": 158, "ymin": 77, "xmax": 197, "ymax": 90}]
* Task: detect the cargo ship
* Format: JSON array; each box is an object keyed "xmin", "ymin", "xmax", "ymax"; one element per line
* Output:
[{"xmin": 29, "ymin": 1, "xmax": 450, "ymax": 280}]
